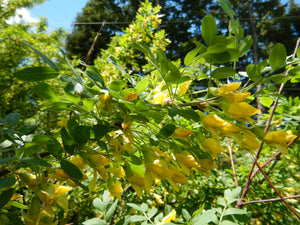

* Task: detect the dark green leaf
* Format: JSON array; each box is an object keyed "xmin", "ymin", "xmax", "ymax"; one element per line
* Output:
[
  {"xmin": 217, "ymin": 0, "xmax": 235, "ymax": 19},
  {"xmin": 4, "ymin": 113, "xmax": 20, "ymax": 126},
  {"xmin": 33, "ymin": 83, "xmax": 59, "ymax": 102},
  {"xmin": 0, "ymin": 189, "xmax": 14, "ymax": 209},
  {"xmin": 21, "ymin": 157, "xmax": 52, "ymax": 168},
  {"xmin": 159, "ymin": 124, "xmax": 176, "ymax": 138},
  {"xmin": 211, "ymin": 67, "xmax": 236, "ymax": 79},
  {"xmin": 165, "ymin": 62, "xmax": 181, "ymax": 82},
  {"xmin": 23, "ymin": 41, "xmax": 59, "ymax": 72},
  {"xmin": 60, "ymin": 127, "xmax": 75, "ymax": 155},
  {"xmin": 0, "ymin": 177, "xmax": 16, "ymax": 188},
  {"xmin": 19, "ymin": 124, "xmax": 37, "ymax": 135},
  {"xmin": 0, "ymin": 157, "xmax": 17, "ymax": 165},
  {"xmin": 202, "ymin": 15, "xmax": 218, "ymax": 46},
  {"xmin": 46, "ymin": 139, "xmax": 63, "ymax": 159},
  {"xmin": 14, "ymin": 67, "xmax": 59, "ymax": 82},
  {"xmin": 60, "ymin": 159, "xmax": 83, "ymax": 180},
  {"xmin": 184, "ymin": 42, "xmax": 206, "ymax": 66},
  {"xmin": 177, "ymin": 109, "xmax": 200, "ymax": 121},
  {"xmin": 269, "ymin": 43, "xmax": 287, "ymax": 70},
  {"xmin": 246, "ymin": 64, "xmax": 260, "ymax": 82},
  {"xmin": 239, "ymin": 36, "xmax": 253, "ymax": 57}
]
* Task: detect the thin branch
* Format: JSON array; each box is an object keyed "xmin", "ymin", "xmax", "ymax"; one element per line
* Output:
[
  {"xmin": 238, "ymin": 37, "xmax": 300, "ymax": 207},
  {"xmin": 240, "ymin": 195, "xmax": 300, "ymax": 206},
  {"xmin": 250, "ymin": 155, "xmax": 300, "ymax": 220},
  {"xmin": 227, "ymin": 138, "xmax": 239, "ymax": 188}
]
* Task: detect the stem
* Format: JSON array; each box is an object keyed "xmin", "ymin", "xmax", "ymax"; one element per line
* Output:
[
  {"xmin": 240, "ymin": 195, "xmax": 300, "ymax": 206},
  {"xmin": 250, "ymin": 155, "xmax": 300, "ymax": 220},
  {"xmin": 238, "ymin": 37, "xmax": 300, "ymax": 207},
  {"xmin": 227, "ymin": 138, "xmax": 239, "ymax": 188}
]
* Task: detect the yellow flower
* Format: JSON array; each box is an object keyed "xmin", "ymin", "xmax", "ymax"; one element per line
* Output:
[
  {"xmin": 98, "ymin": 93, "xmax": 114, "ymax": 112},
  {"xmin": 175, "ymin": 151, "xmax": 199, "ymax": 175},
  {"xmin": 151, "ymin": 92, "xmax": 170, "ymax": 106},
  {"xmin": 107, "ymin": 178, "xmax": 123, "ymax": 201},
  {"xmin": 176, "ymin": 80, "xmax": 192, "ymax": 95},
  {"xmin": 106, "ymin": 167, "xmax": 125, "ymax": 179},
  {"xmin": 240, "ymin": 130, "xmax": 261, "ymax": 152},
  {"xmin": 158, "ymin": 209, "xmax": 177, "ymax": 224},
  {"xmin": 227, "ymin": 102, "xmax": 260, "ymax": 121},
  {"xmin": 174, "ymin": 128, "xmax": 193, "ymax": 138},
  {"xmin": 124, "ymin": 91, "xmax": 138, "ymax": 102},
  {"xmin": 201, "ymin": 138, "xmax": 225, "ymax": 160},
  {"xmin": 57, "ymin": 118, "xmax": 68, "ymax": 128},
  {"xmin": 264, "ymin": 130, "xmax": 297, "ymax": 154},
  {"xmin": 221, "ymin": 122, "xmax": 242, "ymax": 139},
  {"xmin": 201, "ymin": 114, "xmax": 227, "ymax": 137},
  {"xmin": 218, "ymin": 82, "xmax": 241, "ymax": 95},
  {"xmin": 197, "ymin": 159, "xmax": 218, "ymax": 178},
  {"xmin": 153, "ymin": 193, "xmax": 164, "ymax": 205},
  {"xmin": 127, "ymin": 172, "xmax": 145, "ymax": 196},
  {"xmin": 54, "ymin": 185, "xmax": 70, "ymax": 196}
]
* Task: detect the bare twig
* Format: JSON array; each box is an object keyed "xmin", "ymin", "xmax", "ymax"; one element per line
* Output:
[
  {"xmin": 240, "ymin": 195, "xmax": 300, "ymax": 206},
  {"xmin": 250, "ymin": 155, "xmax": 300, "ymax": 220},
  {"xmin": 227, "ymin": 138, "xmax": 239, "ymax": 188},
  {"xmin": 238, "ymin": 38, "xmax": 300, "ymax": 208}
]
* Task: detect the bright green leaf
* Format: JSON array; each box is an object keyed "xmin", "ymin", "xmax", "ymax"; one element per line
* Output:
[
  {"xmin": 269, "ymin": 43, "xmax": 287, "ymax": 70},
  {"xmin": 202, "ymin": 15, "xmax": 218, "ymax": 46},
  {"xmin": 211, "ymin": 67, "xmax": 236, "ymax": 79},
  {"xmin": 260, "ymin": 96, "xmax": 273, "ymax": 108},
  {"xmin": 33, "ymin": 83, "xmax": 59, "ymax": 102}
]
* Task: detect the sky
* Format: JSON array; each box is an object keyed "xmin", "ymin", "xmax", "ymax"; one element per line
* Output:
[{"xmin": 8, "ymin": 0, "xmax": 300, "ymax": 32}]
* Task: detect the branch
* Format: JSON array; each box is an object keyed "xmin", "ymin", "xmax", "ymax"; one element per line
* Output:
[
  {"xmin": 227, "ymin": 138, "xmax": 239, "ymax": 188},
  {"xmin": 238, "ymin": 37, "xmax": 300, "ymax": 207},
  {"xmin": 250, "ymin": 155, "xmax": 300, "ymax": 220},
  {"xmin": 240, "ymin": 195, "xmax": 300, "ymax": 206}
]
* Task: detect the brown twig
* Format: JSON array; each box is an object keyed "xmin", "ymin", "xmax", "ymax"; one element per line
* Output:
[
  {"xmin": 250, "ymin": 155, "xmax": 300, "ymax": 220},
  {"xmin": 227, "ymin": 138, "xmax": 239, "ymax": 188},
  {"xmin": 238, "ymin": 38, "xmax": 300, "ymax": 208},
  {"xmin": 240, "ymin": 195, "xmax": 300, "ymax": 206}
]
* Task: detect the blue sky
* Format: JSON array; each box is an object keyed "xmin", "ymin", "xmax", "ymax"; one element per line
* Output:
[
  {"xmin": 28, "ymin": 0, "xmax": 300, "ymax": 32},
  {"xmin": 29, "ymin": 0, "xmax": 89, "ymax": 31}
]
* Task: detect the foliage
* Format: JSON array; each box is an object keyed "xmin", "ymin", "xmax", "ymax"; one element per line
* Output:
[{"xmin": 1, "ymin": 0, "xmax": 300, "ymax": 225}]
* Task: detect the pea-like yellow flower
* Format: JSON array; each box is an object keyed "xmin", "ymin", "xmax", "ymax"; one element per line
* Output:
[
  {"xmin": 98, "ymin": 93, "xmax": 114, "ymax": 112},
  {"xmin": 221, "ymin": 122, "xmax": 242, "ymax": 139},
  {"xmin": 197, "ymin": 159, "xmax": 218, "ymax": 178},
  {"xmin": 201, "ymin": 138, "xmax": 225, "ymax": 160},
  {"xmin": 264, "ymin": 130, "xmax": 297, "ymax": 154},
  {"xmin": 124, "ymin": 91, "xmax": 138, "ymax": 102},
  {"xmin": 107, "ymin": 178, "xmax": 123, "ymax": 201},
  {"xmin": 106, "ymin": 167, "xmax": 125, "ymax": 179},
  {"xmin": 240, "ymin": 130, "xmax": 261, "ymax": 152},
  {"xmin": 158, "ymin": 209, "xmax": 177, "ymax": 225},
  {"xmin": 176, "ymin": 80, "xmax": 192, "ymax": 95},
  {"xmin": 151, "ymin": 92, "xmax": 170, "ymax": 106},
  {"xmin": 218, "ymin": 82, "xmax": 241, "ymax": 95},
  {"xmin": 174, "ymin": 128, "xmax": 193, "ymax": 141},
  {"xmin": 175, "ymin": 151, "xmax": 199, "ymax": 176},
  {"xmin": 127, "ymin": 172, "xmax": 145, "ymax": 197},
  {"xmin": 227, "ymin": 102, "xmax": 260, "ymax": 121},
  {"xmin": 201, "ymin": 114, "xmax": 227, "ymax": 137}
]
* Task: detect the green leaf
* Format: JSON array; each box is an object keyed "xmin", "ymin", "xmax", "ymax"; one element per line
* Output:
[
  {"xmin": 33, "ymin": 83, "xmax": 59, "ymax": 102},
  {"xmin": 127, "ymin": 203, "xmax": 143, "ymax": 212},
  {"xmin": 182, "ymin": 208, "xmax": 191, "ymax": 221},
  {"xmin": 109, "ymin": 80, "xmax": 127, "ymax": 92},
  {"xmin": 260, "ymin": 96, "xmax": 273, "ymax": 108},
  {"xmin": 0, "ymin": 189, "xmax": 14, "ymax": 209},
  {"xmin": 0, "ymin": 157, "xmax": 16, "ymax": 165},
  {"xmin": 217, "ymin": 0, "xmax": 235, "ymax": 19},
  {"xmin": 269, "ymin": 43, "xmax": 287, "ymax": 70},
  {"xmin": 229, "ymin": 19, "xmax": 243, "ymax": 40},
  {"xmin": 184, "ymin": 42, "xmax": 206, "ymax": 66},
  {"xmin": 0, "ymin": 177, "xmax": 16, "ymax": 188},
  {"xmin": 217, "ymin": 197, "xmax": 226, "ymax": 207},
  {"xmin": 4, "ymin": 113, "xmax": 20, "ymax": 126},
  {"xmin": 211, "ymin": 67, "xmax": 236, "ymax": 79},
  {"xmin": 224, "ymin": 208, "xmax": 248, "ymax": 216},
  {"xmin": 202, "ymin": 15, "xmax": 218, "ymax": 46},
  {"xmin": 136, "ymin": 79, "xmax": 150, "ymax": 93},
  {"xmin": 159, "ymin": 124, "xmax": 176, "ymax": 138},
  {"xmin": 83, "ymin": 98, "xmax": 95, "ymax": 111},
  {"xmin": 21, "ymin": 157, "xmax": 52, "ymax": 168},
  {"xmin": 23, "ymin": 41, "xmax": 59, "ymax": 72},
  {"xmin": 14, "ymin": 67, "xmax": 59, "ymax": 82},
  {"xmin": 165, "ymin": 62, "xmax": 181, "ymax": 82},
  {"xmin": 46, "ymin": 139, "xmax": 63, "ymax": 159},
  {"xmin": 177, "ymin": 109, "xmax": 200, "ymax": 122},
  {"xmin": 10, "ymin": 201, "xmax": 29, "ymax": 209},
  {"xmin": 83, "ymin": 218, "xmax": 106, "ymax": 225},
  {"xmin": 148, "ymin": 208, "xmax": 158, "ymax": 218},
  {"xmin": 60, "ymin": 159, "xmax": 83, "ymax": 180},
  {"xmin": 246, "ymin": 64, "xmax": 260, "ymax": 82},
  {"xmin": 105, "ymin": 199, "xmax": 118, "ymax": 222},
  {"xmin": 129, "ymin": 215, "xmax": 148, "ymax": 222},
  {"xmin": 60, "ymin": 127, "xmax": 75, "ymax": 155},
  {"xmin": 192, "ymin": 210, "xmax": 218, "ymax": 225},
  {"xmin": 239, "ymin": 36, "xmax": 253, "ymax": 57},
  {"xmin": 93, "ymin": 198, "xmax": 109, "ymax": 211},
  {"xmin": 220, "ymin": 221, "xmax": 239, "ymax": 225}
]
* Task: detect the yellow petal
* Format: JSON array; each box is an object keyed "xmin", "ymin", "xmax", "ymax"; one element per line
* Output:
[
  {"xmin": 201, "ymin": 138, "xmax": 225, "ymax": 160},
  {"xmin": 177, "ymin": 80, "xmax": 192, "ymax": 95},
  {"xmin": 218, "ymin": 82, "xmax": 241, "ymax": 95},
  {"xmin": 124, "ymin": 91, "xmax": 138, "ymax": 102},
  {"xmin": 107, "ymin": 179, "xmax": 123, "ymax": 201},
  {"xmin": 158, "ymin": 209, "xmax": 177, "ymax": 224},
  {"xmin": 174, "ymin": 128, "xmax": 193, "ymax": 138},
  {"xmin": 228, "ymin": 102, "xmax": 260, "ymax": 121},
  {"xmin": 202, "ymin": 114, "xmax": 227, "ymax": 128}
]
